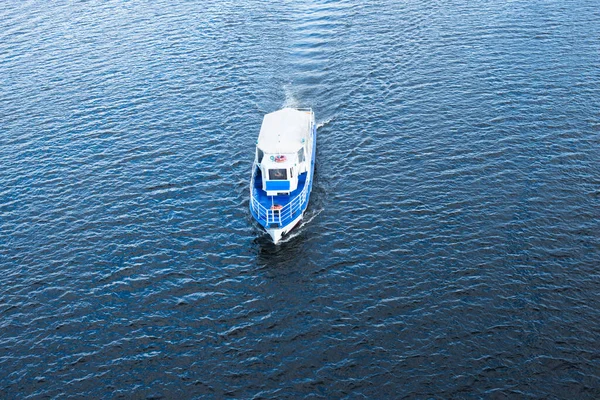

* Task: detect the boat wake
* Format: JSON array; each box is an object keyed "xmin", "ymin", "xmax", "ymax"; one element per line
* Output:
[
  {"xmin": 317, "ymin": 117, "xmax": 333, "ymax": 129},
  {"xmin": 277, "ymin": 206, "xmax": 324, "ymax": 244},
  {"xmin": 300, "ymin": 206, "xmax": 323, "ymax": 227},
  {"xmin": 282, "ymin": 85, "xmax": 300, "ymax": 109}
]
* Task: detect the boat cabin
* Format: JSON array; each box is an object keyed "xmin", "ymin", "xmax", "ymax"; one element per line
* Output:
[{"xmin": 255, "ymin": 108, "xmax": 312, "ymax": 196}]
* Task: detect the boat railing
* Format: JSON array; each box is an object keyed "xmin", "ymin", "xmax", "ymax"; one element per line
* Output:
[{"xmin": 250, "ymin": 171, "xmax": 310, "ymax": 228}]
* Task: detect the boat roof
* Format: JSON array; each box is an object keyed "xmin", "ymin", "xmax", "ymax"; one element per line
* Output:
[{"xmin": 257, "ymin": 108, "xmax": 312, "ymax": 154}]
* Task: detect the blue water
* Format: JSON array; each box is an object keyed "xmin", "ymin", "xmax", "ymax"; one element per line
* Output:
[{"xmin": 1, "ymin": 0, "xmax": 599, "ymax": 398}]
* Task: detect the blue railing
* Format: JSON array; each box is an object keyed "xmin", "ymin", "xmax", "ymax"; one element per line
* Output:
[{"xmin": 250, "ymin": 174, "xmax": 309, "ymax": 228}]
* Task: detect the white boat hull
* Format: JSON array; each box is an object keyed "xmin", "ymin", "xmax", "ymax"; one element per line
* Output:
[{"xmin": 266, "ymin": 214, "xmax": 303, "ymax": 244}]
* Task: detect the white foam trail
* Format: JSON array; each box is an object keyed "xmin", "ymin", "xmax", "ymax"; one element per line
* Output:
[
  {"xmin": 278, "ymin": 207, "xmax": 324, "ymax": 244},
  {"xmin": 301, "ymin": 207, "xmax": 324, "ymax": 226},
  {"xmin": 282, "ymin": 85, "xmax": 299, "ymax": 108},
  {"xmin": 317, "ymin": 117, "xmax": 333, "ymax": 129},
  {"xmin": 279, "ymin": 228, "xmax": 303, "ymax": 243}
]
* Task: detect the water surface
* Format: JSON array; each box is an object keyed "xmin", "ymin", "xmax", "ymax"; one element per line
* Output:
[{"xmin": 1, "ymin": 0, "xmax": 599, "ymax": 398}]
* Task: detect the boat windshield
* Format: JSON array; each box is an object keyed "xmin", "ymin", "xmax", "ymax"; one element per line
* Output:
[
  {"xmin": 256, "ymin": 147, "xmax": 264, "ymax": 163},
  {"xmin": 269, "ymin": 169, "xmax": 287, "ymax": 180},
  {"xmin": 298, "ymin": 148, "xmax": 305, "ymax": 163}
]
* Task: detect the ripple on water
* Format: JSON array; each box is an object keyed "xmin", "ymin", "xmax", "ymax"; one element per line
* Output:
[{"xmin": 1, "ymin": 0, "xmax": 600, "ymax": 398}]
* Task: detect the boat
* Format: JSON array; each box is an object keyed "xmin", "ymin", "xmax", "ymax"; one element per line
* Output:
[{"xmin": 249, "ymin": 108, "xmax": 316, "ymax": 244}]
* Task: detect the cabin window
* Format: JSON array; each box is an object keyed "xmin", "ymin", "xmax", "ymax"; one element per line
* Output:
[
  {"xmin": 269, "ymin": 169, "xmax": 287, "ymax": 180},
  {"xmin": 256, "ymin": 148, "xmax": 264, "ymax": 163},
  {"xmin": 298, "ymin": 148, "xmax": 305, "ymax": 163}
]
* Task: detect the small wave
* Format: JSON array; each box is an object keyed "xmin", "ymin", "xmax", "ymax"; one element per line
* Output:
[
  {"xmin": 302, "ymin": 206, "xmax": 324, "ymax": 227},
  {"xmin": 277, "ymin": 207, "xmax": 324, "ymax": 244},
  {"xmin": 317, "ymin": 117, "xmax": 333, "ymax": 129}
]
